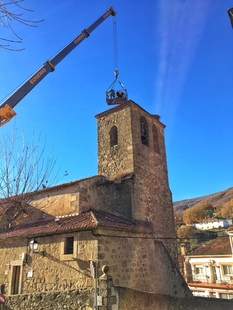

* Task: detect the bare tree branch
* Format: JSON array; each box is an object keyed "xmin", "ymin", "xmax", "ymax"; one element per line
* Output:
[
  {"xmin": 0, "ymin": 127, "xmax": 62, "ymax": 198},
  {"xmin": 0, "ymin": 127, "xmax": 69, "ymax": 229},
  {"xmin": 0, "ymin": 0, "xmax": 44, "ymax": 51}
]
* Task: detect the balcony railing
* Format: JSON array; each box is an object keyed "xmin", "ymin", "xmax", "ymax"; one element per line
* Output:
[{"xmin": 189, "ymin": 274, "xmax": 233, "ymax": 286}]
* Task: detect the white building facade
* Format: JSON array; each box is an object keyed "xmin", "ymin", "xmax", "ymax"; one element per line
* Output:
[
  {"xmin": 183, "ymin": 236, "xmax": 233, "ymax": 299},
  {"xmin": 194, "ymin": 219, "xmax": 229, "ymax": 230}
]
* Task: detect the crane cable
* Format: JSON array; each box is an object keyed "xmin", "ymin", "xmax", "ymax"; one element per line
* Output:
[
  {"xmin": 112, "ymin": 15, "xmax": 119, "ymax": 78},
  {"xmin": 105, "ymin": 14, "xmax": 128, "ymax": 104}
]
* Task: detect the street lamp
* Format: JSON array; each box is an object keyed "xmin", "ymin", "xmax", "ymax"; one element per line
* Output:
[{"xmin": 29, "ymin": 239, "xmax": 45, "ymax": 257}]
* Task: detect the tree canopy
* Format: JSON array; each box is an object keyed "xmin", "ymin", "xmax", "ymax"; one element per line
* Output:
[
  {"xmin": 182, "ymin": 203, "xmax": 214, "ymax": 224},
  {"xmin": 219, "ymin": 199, "xmax": 233, "ymax": 218},
  {"xmin": 177, "ymin": 225, "xmax": 196, "ymax": 240}
]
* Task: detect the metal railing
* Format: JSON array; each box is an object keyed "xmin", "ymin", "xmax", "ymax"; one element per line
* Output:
[{"xmin": 190, "ymin": 274, "xmax": 233, "ymax": 285}]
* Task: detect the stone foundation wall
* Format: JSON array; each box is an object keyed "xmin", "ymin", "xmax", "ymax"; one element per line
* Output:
[
  {"xmin": 118, "ymin": 288, "xmax": 233, "ymax": 310},
  {"xmin": 2, "ymin": 289, "xmax": 93, "ymax": 310},
  {"xmin": 2, "ymin": 286, "xmax": 233, "ymax": 310}
]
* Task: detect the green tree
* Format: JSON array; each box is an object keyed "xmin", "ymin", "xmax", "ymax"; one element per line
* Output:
[
  {"xmin": 182, "ymin": 203, "xmax": 213, "ymax": 224},
  {"xmin": 220, "ymin": 200, "xmax": 233, "ymax": 218},
  {"xmin": 177, "ymin": 225, "xmax": 196, "ymax": 240}
]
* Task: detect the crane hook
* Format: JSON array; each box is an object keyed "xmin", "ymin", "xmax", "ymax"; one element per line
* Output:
[{"xmin": 114, "ymin": 69, "xmax": 119, "ymax": 78}]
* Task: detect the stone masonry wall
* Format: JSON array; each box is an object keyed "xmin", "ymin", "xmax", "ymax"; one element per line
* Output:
[
  {"xmin": 96, "ymin": 104, "xmax": 134, "ymax": 178},
  {"xmin": 99, "ymin": 272, "xmax": 233, "ymax": 310},
  {"xmin": 118, "ymin": 288, "xmax": 233, "ymax": 310},
  {"xmin": 0, "ymin": 228, "xmax": 189, "ymax": 298},
  {"xmin": 2, "ymin": 286, "xmax": 233, "ymax": 310},
  {"xmin": 25, "ymin": 175, "xmax": 133, "ymax": 219},
  {"xmin": 95, "ymin": 101, "xmax": 177, "ymax": 263},
  {"xmin": 2, "ymin": 288, "xmax": 93, "ymax": 310},
  {"xmin": 29, "ymin": 176, "xmax": 102, "ymax": 216},
  {"xmin": 129, "ymin": 103, "xmax": 177, "ymax": 263},
  {"xmin": 2, "ymin": 277, "xmax": 233, "ymax": 310},
  {"xmin": 28, "ymin": 175, "xmax": 129, "ymax": 219},
  {"xmin": 95, "ymin": 177, "xmax": 133, "ymax": 219},
  {"xmin": 0, "ymin": 231, "xmax": 98, "ymax": 295},
  {"xmin": 97, "ymin": 234, "xmax": 191, "ymax": 298}
]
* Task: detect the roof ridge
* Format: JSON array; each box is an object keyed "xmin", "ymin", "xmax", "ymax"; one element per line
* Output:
[
  {"xmin": 88, "ymin": 209, "xmax": 100, "ymax": 226},
  {"xmin": 55, "ymin": 213, "xmax": 79, "ymax": 219}
]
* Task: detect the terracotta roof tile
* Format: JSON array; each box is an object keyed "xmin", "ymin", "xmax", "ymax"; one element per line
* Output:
[
  {"xmin": 195, "ymin": 218, "xmax": 223, "ymax": 223},
  {"xmin": 0, "ymin": 209, "xmax": 152, "ymax": 240},
  {"xmin": 186, "ymin": 236, "xmax": 232, "ymax": 256}
]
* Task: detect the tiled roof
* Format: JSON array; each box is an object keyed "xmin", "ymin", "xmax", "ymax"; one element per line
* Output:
[
  {"xmin": 195, "ymin": 218, "xmax": 224, "ymax": 224},
  {"xmin": 0, "ymin": 209, "xmax": 152, "ymax": 240},
  {"xmin": 186, "ymin": 236, "xmax": 232, "ymax": 256}
]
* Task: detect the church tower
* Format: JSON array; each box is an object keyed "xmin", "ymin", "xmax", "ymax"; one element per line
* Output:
[{"xmin": 95, "ymin": 100, "xmax": 177, "ymax": 260}]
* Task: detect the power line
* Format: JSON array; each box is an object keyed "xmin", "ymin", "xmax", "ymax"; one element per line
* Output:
[{"xmin": 91, "ymin": 230, "xmax": 230, "ymax": 242}]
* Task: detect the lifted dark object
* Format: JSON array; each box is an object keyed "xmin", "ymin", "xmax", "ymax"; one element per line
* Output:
[
  {"xmin": 106, "ymin": 71, "xmax": 128, "ymax": 105},
  {"xmin": 106, "ymin": 89, "xmax": 127, "ymax": 105}
]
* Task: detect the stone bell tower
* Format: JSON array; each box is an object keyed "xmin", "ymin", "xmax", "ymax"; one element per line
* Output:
[{"xmin": 95, "ymin": 100, "xmax": 177, "ymax": 260}]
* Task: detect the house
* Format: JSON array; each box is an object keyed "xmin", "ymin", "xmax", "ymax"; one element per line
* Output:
[
  {"xmin": 182, "ymin": 236, "xmax": 233, "ymax": 299},
  {"xmin": 0, "ymin": 100, "xmax": 191, "ymax": 301},
  {"xmin": 194, "ymin": 219, "xmax": 229, "ymax": 230}
]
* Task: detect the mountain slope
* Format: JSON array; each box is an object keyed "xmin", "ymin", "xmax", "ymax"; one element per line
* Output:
[{"xmin": 173, "ymin": 187, "xmax": 233, "ymax": 213}]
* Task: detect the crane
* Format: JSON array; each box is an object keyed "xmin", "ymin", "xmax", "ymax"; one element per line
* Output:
[
  {"xmin": 228, "ymin": 8, "xmax": 233, "ymax": 28},
  {"xmin": 0, "ymin": 6, "xmax": 116, "ymax": 127}
]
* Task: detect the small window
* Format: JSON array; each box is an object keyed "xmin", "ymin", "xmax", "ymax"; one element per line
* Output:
[
  {"xmin": 110, "ymin": 126, "xmax": 118, "ymax": 147},
  {"xmin": 152, "ymin": 124, "xmax": 159, "ymax": 154},
  {"xmin": 220, "ymin": 293, "xmax": 233, "ymax": 299},
  {"xmin": 0, "ymin": 284, "xmax": 5, "ymax": 294},
  {"xmin": 140, "ymin": 116, "xmax": 149, "ymax": 146},
  {"xmin": 194, "ymin": 265, "xmax": 204, "ymax": 275},
  {"xmin": 64, "ymin": 237, "xmax": 74, "ymax": 255},
  {"xmin": 223, "ymin": 265, "xmax": 233, "ymax": 275}
]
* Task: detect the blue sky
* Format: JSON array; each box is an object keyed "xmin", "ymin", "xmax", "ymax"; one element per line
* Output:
[{"xmin": 1, "ymin": 0, "xmax": 233, "ymax": 202}]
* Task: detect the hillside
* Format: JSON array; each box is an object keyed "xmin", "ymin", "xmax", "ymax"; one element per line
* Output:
[{"xmin": 173, "ymin": 187, "xmax": 233, "ymax": 213}]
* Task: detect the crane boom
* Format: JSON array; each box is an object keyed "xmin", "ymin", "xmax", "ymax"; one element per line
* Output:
[{"xmin": 0, "ymin": 6, "xmax": 116, "ymax": 126}]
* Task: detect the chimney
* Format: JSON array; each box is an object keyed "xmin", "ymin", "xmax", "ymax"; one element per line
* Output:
[{"xmin": 180, "ymin": 242, "xmax": 188, "ymax": 255}]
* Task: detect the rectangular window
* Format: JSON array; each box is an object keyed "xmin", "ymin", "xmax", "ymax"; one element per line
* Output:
[
  {"xmin": 12, "ymin": 266, "xmax": 21, "ymax": 294},
  {"xmin": 220, "ymin": 293, "xmax": 233, "ymax": 299},
  {"xmin": 222, "ymin": 265, "xmax": 233, "ymax": 275},
  {"xmin": 194, "ymin": 265, "xmax": 204, "ymax": 275},
  {"xmin": 60, "ymin": 235, "xmax": 78, "ymax": 261},
  {"xmin": 9, "ymin": 259, "xmax": 24, "ymax": 295},
  {"xmin": 192, "ymin": 291, "xmax": 207, "ymax": 297},
  {"xmin": 64, "ymin": 237, "xmax": 74, "ymax": 255}
]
